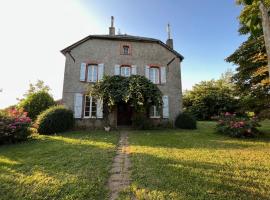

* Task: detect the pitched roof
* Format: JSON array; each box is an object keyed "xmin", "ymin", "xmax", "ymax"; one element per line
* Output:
[{"xmin": 61, "ymin": 34, "xmax": 184, "ymax": 61}]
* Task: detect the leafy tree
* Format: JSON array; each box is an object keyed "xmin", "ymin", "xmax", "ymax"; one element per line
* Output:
[
  {"xmin": 88, "ymin": 75, "xmax": 162, "ymax": 124},
  {"xmin": 23, "ymin": 80, "xmax": 50, "ymax": 97},
  {"xmin": 18, "ymin": 91, "xmax": 55, "ymax": 120},
  {"xmin": 183, "ymin": 73, "xmax": 239, "ymax": 120},
  {"xmin": 236, "ymin": 0, "xmax": 270, "ymax": 77}
]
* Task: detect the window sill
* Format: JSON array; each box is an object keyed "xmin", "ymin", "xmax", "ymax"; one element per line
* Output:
[{"xmin": 150, "ymin": 116, "xmax": 161, "ymax": 119}]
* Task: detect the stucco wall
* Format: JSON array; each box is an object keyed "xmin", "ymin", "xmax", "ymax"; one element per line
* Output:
[{"xmin": 62, "ymin": 38, "xmax": 183, "ymax": 128}]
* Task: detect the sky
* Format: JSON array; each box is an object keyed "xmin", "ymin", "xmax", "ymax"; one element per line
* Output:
[{"xmin": 0, "ymin": 0, "xmax": 246, "ymax": 109}]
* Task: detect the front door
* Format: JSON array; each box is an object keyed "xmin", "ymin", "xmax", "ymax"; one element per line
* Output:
[{"xmin": 117, "ymin": 102, "xmax": 132, "ymax": 126}]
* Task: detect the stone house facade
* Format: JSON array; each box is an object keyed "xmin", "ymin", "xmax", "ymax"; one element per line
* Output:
[{"xmin": 61, "ymin": 17, "xmax": 184, "ymax": 128}]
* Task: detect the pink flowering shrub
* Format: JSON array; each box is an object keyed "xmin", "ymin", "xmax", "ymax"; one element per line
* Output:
[
  {"xmin": 0, "ymin": 108, "xmax": 32, "ymax": 144},
  {"xmin": 216, "ymin": 112, "xmax": 260, "ymax": 138}
]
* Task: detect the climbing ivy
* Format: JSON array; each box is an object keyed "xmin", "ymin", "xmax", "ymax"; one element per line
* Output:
[{"xmin": 88, "ymin": 75, "xmax": 162, "ymax": 112}]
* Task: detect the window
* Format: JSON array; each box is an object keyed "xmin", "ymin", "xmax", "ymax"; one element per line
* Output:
[
  {"xmin": 123, "ymin": 45, "xmax": 129, "ymax": 55},
  {"xmin": 150, "ymin": 106, "xmax": 160, "ymax": 118},
  {"xmin": 87, "ymin": 65, "xmax": 98, "ymax": 82},
  {"xmin": 120, "ymin": 66, "xmax": 131, "ymax": 77},
  {"xmin": 149, "ymin": 67, "xmax": 160, "ymax": 84},
  {"xmin": 84, "ymin": 95, "xmax": 97, "ymax": 118}
]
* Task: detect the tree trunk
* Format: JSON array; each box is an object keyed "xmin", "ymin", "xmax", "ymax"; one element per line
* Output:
[{"xmin": 259, "ymin": 1, "xmax": 270, "ymax": 78}]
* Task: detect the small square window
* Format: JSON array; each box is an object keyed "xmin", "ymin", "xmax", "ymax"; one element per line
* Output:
[
  {"xmin": 123, "ymin": 46, "xmax": 129, "ymax": 55},
  {"xmin": 121, "ymin": 44, "xmax": 131, "ymax": 55}
]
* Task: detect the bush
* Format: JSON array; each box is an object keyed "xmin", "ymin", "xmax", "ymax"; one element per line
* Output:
[
  {"xmin": 132, "ymin": 112, "xmax": 152, "ymax": 130},
  {"xmin": 18, "ymin": 91, "xmax": 55, "ymax": 120},
  {"xmin": 36, "ymin": 106, "xmax": 74, "ymax": 134},
  {"xmin": 216, "ymin": 112, "xmax": 260, "ymax": 138},
  {"xmin": 0, "ymin": 109, "xmax": 32, "ymax": 144},
  {"xmin": 175, "ymin": 112, "xmax": 197, "ymax": 129}
]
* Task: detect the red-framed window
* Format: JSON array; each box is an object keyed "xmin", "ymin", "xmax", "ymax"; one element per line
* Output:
[
  {"xmin": 120, "ymin": 65, "xmax": 131, "ymax": 77},
  {"xmin": 149, "ymin": 66, "xmax": 160, "ymax": 84},
  {"xmin": 120, "ymin": 43, "xmax": 131, "ymax": 55}
]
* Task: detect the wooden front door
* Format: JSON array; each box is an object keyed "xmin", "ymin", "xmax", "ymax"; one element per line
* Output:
[{"xmin": 117, "ymin": 102, "xmax": 132, "ymax": 126}]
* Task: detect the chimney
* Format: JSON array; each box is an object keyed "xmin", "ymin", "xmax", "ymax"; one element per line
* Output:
[
  {"xmin": 109, "ymin": 16, "xmax": 115, "ymax": 36},
  {"xmin": 166, "ymin": 23, "xmax": 173, "ymax": 49}
]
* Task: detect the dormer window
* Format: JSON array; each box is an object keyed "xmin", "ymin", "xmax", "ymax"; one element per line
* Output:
[
  {"xmin": 123, "ymin": 46, "xmax": 129, "ymax": 55},
  {"xmin": 121, "ymin": 44, "xmax": 131, "ymax": 55}
]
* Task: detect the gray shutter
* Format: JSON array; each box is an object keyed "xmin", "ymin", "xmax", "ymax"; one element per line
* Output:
[
  {"xmin": 162, "ymin": 95, "xmax": 169, "ymax": 118},
  {"xmin": 98, "ymin": 63, "xmax": 104, "ymax": 81},
  {"xmin": 114, "ymin": 65, "xmax": 120, "ymax": 75},
  {"xmin": 74, "ymin": 93, "xmax": 83, "ymax": 118},
  {"xmin": 80, "ymin": 63, "xmax": 86, "ymax": 81},
  {"xmin": 97, "ymin": 98, "xmax": 103, "ymax": 118},
  {"xmin": 160, "ymin": 66, "xmax": 166, "ymax": 84},
  {"xmin": 131, "ymin": 65, "xmax": 137, "ymax": 75},
  {"xmin": 145, "ymin": 65, "xmax": 150, "ymax": 79}
]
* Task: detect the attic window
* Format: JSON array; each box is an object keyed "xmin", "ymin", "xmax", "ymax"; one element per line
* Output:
[{"xmin": 121, "ymin": 44, "xmax": 131, "ymax": 55}]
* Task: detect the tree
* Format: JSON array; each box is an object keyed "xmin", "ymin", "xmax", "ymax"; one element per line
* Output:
[
  {"xmin": 88, "ymin": 75, "xmax": 162, "ymax": 125},
  {"xmin": 183, "ymin": 73, "xmax": 239, "ymax": 120},
  {"xmin": 18, "ymin": 91, "xmax": 55, "ymax": 120},
  {"xmin": 236, "ymin": 0, "xmax": 270, "ymax": 77}
]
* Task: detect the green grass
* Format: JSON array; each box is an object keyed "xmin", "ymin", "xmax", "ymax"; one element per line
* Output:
[
  {"xmin": 121, "ymin": 121, "xmax": 270, "ymax": 200},
  {"xmin": 0, "ymin": 131, "xmax": 119, "ymax": 200}
]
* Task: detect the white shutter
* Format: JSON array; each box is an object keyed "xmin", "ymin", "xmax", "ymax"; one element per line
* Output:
[
  {"xmin": 80, "ymin": 63, "xmax": 86, "ymax": 81},
  {"xmin": 145, "ymin": 65, "xmax": 150, "ymax": 79},
  {"xmin": 97, "ymin": 98, "xmax": 103, "ymax": 118},
  {"xmin": 162, "ymin": 95, "xmax": 169, "ymax": 118},
  {"xmin": 74, "ymin": 93, "xmax": 83, "ymax": 118},
  {"xmin": 131, "ymin": 65, "xmax": 137, "ymax": 75},
  {"xmin": 114, "ymin": 65, "xmax": 120, "ymax": 75},
  {"xmin": 160, "ymin": 66, "xmax": 166, "ymax": 84},
  {"xmin": 98, "ymin": 63, "xmax": 104, "ymax": 81}
]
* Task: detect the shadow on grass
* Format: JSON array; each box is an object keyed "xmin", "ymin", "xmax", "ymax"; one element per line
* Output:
[
  {"xmin": 0, "ymin": 131, "xmax": 118, "ymax": 200},
  {"xmin": 129, "ymin": 152, "xmax": 270, "ymax": 200}
]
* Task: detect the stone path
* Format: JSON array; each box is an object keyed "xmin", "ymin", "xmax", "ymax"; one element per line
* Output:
[{"xmin": 108, "ymin": 131, "xmax": 131, "ymax": 200}]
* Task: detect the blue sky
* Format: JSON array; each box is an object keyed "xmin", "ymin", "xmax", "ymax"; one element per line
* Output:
[{"xmin": 0, "ymin": 0, "xmax": 246, "ymax": 108}]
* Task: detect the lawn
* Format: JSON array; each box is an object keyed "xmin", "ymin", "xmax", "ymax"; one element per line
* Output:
[
  {"xmin": 120, "ymin": 121, "xmax": 270, "ymax": 200},
  {"xmin": 0, "ymin": 131, "xmax": 119, "ymax": 200}
]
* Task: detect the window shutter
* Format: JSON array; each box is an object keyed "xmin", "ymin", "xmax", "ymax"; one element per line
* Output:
[
  {"xmin": 74, "ymin": 93, "xmax": 83, "ymax": 118},
  {"xmin": 131, "ymin": 65, "xmax": 137, "ymax": 75},
  {"xmin": 97, "ymin": 98, "xmax": 103, "ymax": 118},
  {"xmin": 80, "ymin": 63, "xmax": 86, "ymax": 81},
  {"xmin": 145, "ymin": 65, "xmax": 150, "ymax": 79},
  {"xmin": 114, "ymin": 65, "xmax": 120, "ymax": 75},
  {"xmin": 160, "ymin": 66, "xmax": 166, "ymax": 84},
  {"xmin": 162, "ymin": 95, "xmax": 169, "ymax": 118},
  {"xmin": 98, "ymin": 63, "xmax": 104, "ymax": 81}
]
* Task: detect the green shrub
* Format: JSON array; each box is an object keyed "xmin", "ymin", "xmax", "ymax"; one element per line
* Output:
[
  {"xmin": 132, "ymin": 112, "xmax": 152, "ymax": 130},
  {"xmin": 36, "ymin": 106, "xmax": 74, "ymax": 134},
  {"xmin": 175, "ymin": 112, "xmax": 197, "ymax": 129},
  {"xmin": 18, "ymin": 91, "xmax": 55, "ymax": 120},
  {"xmin": 0, "ymin": 109, "xmax": 32, "ymax": 144},
  {"xmin": 216, "ymin": 112, "xmax": 260, "ymax": 138}
]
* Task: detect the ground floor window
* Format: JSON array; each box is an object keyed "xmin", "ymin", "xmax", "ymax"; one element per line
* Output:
[
  {"xmin": 149, "ymin": 105, "xmax": 160, "ymax": 118},
  {"xmin": 84, "ymin": 95, "xmax": 97, "ymax": 118}
]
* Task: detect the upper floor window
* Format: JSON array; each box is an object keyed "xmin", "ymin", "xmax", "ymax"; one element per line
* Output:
[
  {"xmin": 120, "ymin": 66, "xmax": 131, "ymax": 77},
  {"xmin": 120, "ymin": 43, "xmax": 131, "ymax": 55},
  {"xmin": 87, "ymin": 65, "xmax": 98, "ymax": 82},
  {"xmin": 149, "ymin": 67, "xmax": 160, "ymax": 84},
  {"xmin": 84, "ymin": 95, "xmax": 97, "ymax": 118}
]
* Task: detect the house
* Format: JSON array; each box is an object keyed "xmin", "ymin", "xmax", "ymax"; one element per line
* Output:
[{"xmin": 61, "ymin": 17, "xmax": 184, "ymax": 128}]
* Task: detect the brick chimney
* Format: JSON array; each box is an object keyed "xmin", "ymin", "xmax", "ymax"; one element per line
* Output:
[
  {"xmin": 109, "ymin": 16, "xmax": 115, "ymax": 36},
  {"xmin": 166, "ymin": 23, "xmax": 173, "ymax": 49}
]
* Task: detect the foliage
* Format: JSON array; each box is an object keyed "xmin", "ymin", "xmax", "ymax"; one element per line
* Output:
[
  {"xmin": 226, "ymin": 36, "xmax": 270, "ymax": 115},
  {"xmin": 88, "ymin": 75, "xmax": 162, "ymax": 113},
  {"xmin": 23, "ymin": 80, "xmax": 51, "ymax": 98},
  {"xmin": 175, "ymin": 112, "xmax": 197, "ymax": 129},
  {"xmin": 18, "ymin": 90, "xmax": 55, "ymax": 120},
  {"xmin": 216, "ymin": 112, "xmax": 260, "ymax": 138},
  {"xmin": 183, "ymin": 74, "xmax": 239, "ymax": 120},
  {"xmin": 0, "ymin": 131, "xmax": 118, "ymax": 199},
  {"xmin": 36, "ymin": 106, "xmax": 74, "ymax": 134},
  {"xmin": 0, "ymin": 108, "xmax": 31, "ymax": 144},
  {"xmin": 132, "ymin": 112, "xmax": 152, "ymax": 130}
]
